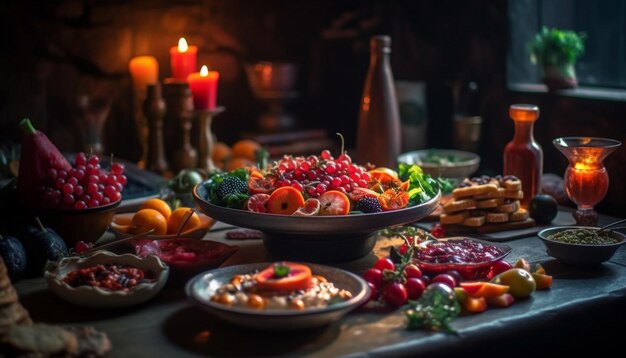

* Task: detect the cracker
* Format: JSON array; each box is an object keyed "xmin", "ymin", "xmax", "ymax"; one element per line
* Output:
[
  {"xmin": 502, "ymin": 178, "xmax": 522, "ymax": 190},
  {"xmin": 440, "ymin": 211, "xmax": 469, "ymax": 225},
  {"xmin": 486, "ymin": 212, "xmax": 510, "ymax": 223},
  {"xmin": 1, "ymin": 324, "xmax": 78, "ymax": 355},
  {"xmin": 495, "ymin": 200, "xmax": 520, "ymax": 214},
  {"xmin": 0, "ymin": 285, "xmax": 19, "ymax": 305},
  {"xmin": 67, "ymin": 326, "xmax": 113, "ymax": 357},
  {"xmin": 474, "ymin": 188, "xmax": 506, "ymax": 200},
  {"xmin": 443, "ymin": 199, "xmax": 477, "ymax": 213},
  {"xmin": 452, "ymin": 184, "xmax": 498, "ymax": 199},
  {"xmin": 502, "ymin": 189, "xmax": 523, "ymax": 200},
  {"xmin": 463, "ymin": 216, "xmax": 485, "ymax": 227},
  {"xmin": 0, "ymin": 302, "xmax": 29, "ymax": 326},
  {"xmin": 510, "ymin": 208, "xmax": 530, "ymax": 221},
  {"xmin": 476, "ymin": 197, "xmax": 505, "ymax": 209}
]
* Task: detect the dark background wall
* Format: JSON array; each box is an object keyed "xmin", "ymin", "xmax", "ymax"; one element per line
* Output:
[{"xmin": 1, "ymin": 0, "xmax": 624, "ymax": 216}]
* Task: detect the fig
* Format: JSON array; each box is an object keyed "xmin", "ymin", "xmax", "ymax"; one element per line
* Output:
[
  {"xmin": 529, "ymin": 194, "xmax": 558, "ymax": 224},
  {"xmin": 0, "ymin": 234, "xmax": 27, "ymax": 282},
  {"xmin": 17, "ymin": 218, "xmax": 68, "ymax": 277}
]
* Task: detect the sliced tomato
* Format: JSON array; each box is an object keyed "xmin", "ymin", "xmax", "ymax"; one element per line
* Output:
[
  {"xmin": 459, "ymin": 282, "xmax": 483, "ymax": 295},
  {"xmin": 248, "ymin": 175, "xmax": 277, "ymax": 195},
  {"xmin": 255, "ymin": 262, "xmax": 313, "ymax": 292},
  {"xmin": 377, "ymin": 189, "xmax": 409, "ymax": 211},
  {"xmin": 246, "ymin": 193, "xmax": 270, "ymax": 213},
  {"xmin": 532, "ymin": 273, "xmax": 553, "ymax": 290},
  {"xmin": 318, "ymin": 190, "xmax": 351, "ymax": 215},
  {"xmin": 464, "ymin": 296, "xmax": 487, "ymax": 313}
]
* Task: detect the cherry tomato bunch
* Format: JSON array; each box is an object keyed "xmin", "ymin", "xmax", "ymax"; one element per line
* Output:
[{"xmin": 364, "ymin": 258, "xmax": 519, "ymax": 309}]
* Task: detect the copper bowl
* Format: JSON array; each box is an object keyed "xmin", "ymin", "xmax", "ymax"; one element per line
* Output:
[{"xmin": 37, "ymin": 199, "xmax": 121, "ymax": 246}]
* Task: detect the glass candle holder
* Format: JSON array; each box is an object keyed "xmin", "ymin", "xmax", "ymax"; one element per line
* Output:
[{"xmin": 553, "ymin": 137, "xmax": 621, "ymax": 226}]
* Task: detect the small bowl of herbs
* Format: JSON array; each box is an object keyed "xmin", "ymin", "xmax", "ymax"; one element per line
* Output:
[
  {"xmin": 398, "ymin": 149, "xmax": 480, "ymax": 184},
  {"xmin": 537, "ymin": 226, "xmax": 626, "ymax": 266}
]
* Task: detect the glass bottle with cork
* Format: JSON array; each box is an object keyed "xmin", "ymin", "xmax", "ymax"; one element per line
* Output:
[
  {"xmin": 503, "ymin": 104, "xmax": 543, "ymax": 207},
  {"xmin": 357, "ymin": 35, "xmax": 401, "ymax": 168}
]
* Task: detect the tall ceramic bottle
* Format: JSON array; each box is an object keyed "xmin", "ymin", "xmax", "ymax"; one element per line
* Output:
[
  {"xmin": 357, "ymin": 35, "xmax": 401, "ymax": 168},
  {"xmin": 503, "ymin": 104, "xmax": 543, "ymax": 208}
]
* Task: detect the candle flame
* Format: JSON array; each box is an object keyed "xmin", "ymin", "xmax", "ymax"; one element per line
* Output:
[
  {"xmin": 178, "ymin": 38, "xmax": 189, "ymax": 52},
  {"xmin": 200, "ymin": 65, "xmax": 209, "ymax": 76}
]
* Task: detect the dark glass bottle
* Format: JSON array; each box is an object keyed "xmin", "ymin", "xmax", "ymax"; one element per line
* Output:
[{"xmin": 356, "ymin": 35, "xmax": 401, "ymax": 168}]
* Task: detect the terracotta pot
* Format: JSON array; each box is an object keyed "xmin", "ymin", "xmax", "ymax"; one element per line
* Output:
[{"xmin": 543, "ymin": 64, "xmax": 577, "ymax": 90}]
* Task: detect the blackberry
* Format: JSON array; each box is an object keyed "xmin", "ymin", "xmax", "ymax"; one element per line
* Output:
[
  {"xmin": 356, "ymin": 196, "xmax": 382, "ymax": 213},
  {"xmin": 216, "ymin": 177, "xmax": 248, "ymax": 198}
]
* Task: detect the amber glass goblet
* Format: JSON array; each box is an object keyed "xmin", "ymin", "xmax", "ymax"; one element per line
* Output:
[{"xmin": 553, "ymin": 137, "xmax": 621, "ymax": 226}]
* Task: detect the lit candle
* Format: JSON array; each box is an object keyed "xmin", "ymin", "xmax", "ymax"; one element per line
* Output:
[
  {"xmin": 128, "ymin": 56, "xmax": 159, "ymax": 89},
  {"xmin": 188, "ymin": 65, "xmax": 219, "ymax": 110},
  {"xmin": 170, "ymin": 38, "xmax": 198, "ymax": 81}
]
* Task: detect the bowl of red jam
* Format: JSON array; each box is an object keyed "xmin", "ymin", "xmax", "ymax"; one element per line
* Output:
[
  {"xmin": 134, "ymin": 238, "xmax": 239, "ymax": 285},
  {"xmin": 413, "ymin": 237, "xmax": 512, "ymax": 280},
  {"xmin": 44, "ymin": 251, "xmax": 169, "ymax": 308}
]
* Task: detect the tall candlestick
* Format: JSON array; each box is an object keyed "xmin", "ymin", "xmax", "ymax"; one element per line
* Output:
[
  {"xmin": 188, "ymin": 65, "xmax": 219, "ymax": 110},
  {"xmin": 129, "ymin": 56, "xmax": 159, "ymax": 167},
  {"xmin": 170, "ymin": 38, "xmax": 197, "ymax": 81}
]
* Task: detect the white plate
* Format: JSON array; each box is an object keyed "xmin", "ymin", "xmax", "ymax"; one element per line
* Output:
[
  {"xmin": 185, "ymin": 262, "xmax": 370, "ymax": 330},
  {"xmin": 45, "ymin": 252, "xmax": 169, "ymax": 308}
]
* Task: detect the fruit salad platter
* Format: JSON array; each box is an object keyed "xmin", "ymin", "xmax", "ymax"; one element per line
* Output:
[{"xmin": 193, "ymin": 149, "xmax": 442, "ymax": 261}]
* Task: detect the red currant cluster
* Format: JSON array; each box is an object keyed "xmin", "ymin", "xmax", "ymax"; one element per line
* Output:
[
  {"xmin": 272, "ymin": 150, "xmax": 371, "ymax": 198},
  {"xmin": 41, "ymin": 152, "xmax": 126, "ymax": 210},
  {"xmin": 363, "ymin": 257, "xmax": 463, "ymax": 308}
]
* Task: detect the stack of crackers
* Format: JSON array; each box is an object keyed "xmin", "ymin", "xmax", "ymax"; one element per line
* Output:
[
  {"xmin": 0, "ymin": 257, "xmax": 112, "ymax": 357},
  {"xmin": 440, "ymin": 175, "xmax": 530, "ymax": 228}
]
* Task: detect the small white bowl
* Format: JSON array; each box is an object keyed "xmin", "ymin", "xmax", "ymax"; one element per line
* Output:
[{"xmin": 45, "ymin": 251, "xmax": 169, "ymax": 308}]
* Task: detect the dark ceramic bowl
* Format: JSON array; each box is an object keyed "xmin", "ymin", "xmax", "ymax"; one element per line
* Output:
[
  {"xmin": 186, "ymin": 262, "xmax": 370, "ymax": 330},
  {"xmin": 193, "ymin": 183, "xmax": 440, "ymax": 262},
  {"xmin": 38, "ymin": 199, "xmax": 121, "ymax": 246},
  {"xmin": 538, "ymin": 226, "xmax": 626, "ymax": 266}
]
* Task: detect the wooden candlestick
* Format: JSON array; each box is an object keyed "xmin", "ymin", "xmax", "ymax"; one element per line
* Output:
[
  {"xmin": 164, "ymin": 80, "xmax": 198, "ymax": 172},
  {"xmin": 143, "ymin": 84, "xmax": 169, "ymax": 175},
  {"xmin": 196, "ymin": 107, "xmax": 225, "ymax": 172}
]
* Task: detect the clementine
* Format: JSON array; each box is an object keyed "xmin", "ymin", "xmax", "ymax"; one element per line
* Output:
[{"xmin": 129, "ymin": 209, "xmax": 168, "ymax": 235}]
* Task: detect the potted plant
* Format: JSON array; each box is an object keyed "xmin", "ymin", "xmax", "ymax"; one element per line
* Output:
[{"xmin": 528, "ymin": 27, "xmax": 586, "ymax": 90}]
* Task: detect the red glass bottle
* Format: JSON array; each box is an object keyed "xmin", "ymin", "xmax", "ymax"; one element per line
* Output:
[{"xmin": 503, "ymin": 104, "xmax": 543, "ymax": 208}]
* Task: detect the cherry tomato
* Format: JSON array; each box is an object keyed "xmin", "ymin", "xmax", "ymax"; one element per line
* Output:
[
  {"xmin": 363, "ymin": 268, "xmax": 384, "ymax": 288},
  {"xmin": 405, "ymin": 277, "xmax": 426, "ymax": 300},
  {"xmin": 374, "ymin": 258, "xmax": 395, "ymax": 272},
  {"xmin": 404, "ymin": 264, "xmax": 423, "ymax": 279},
  {"xmin": 382, "ymin": 282, "xmax": 408, "ymax": 308},
  {"xmin": 487, "ymin": 260, "xmax": 513, "ymax": 280},
  {"xmin": 431, "ymin": 223, "xmax": 445, "ymax": 238},
  {"xmin": 446, "ymin": 270, "xmax": 464, "ymax": 285},
  {"xmin": 366, "ymin": 282, "xmax": 378, "ymax": 302},
  {"xmin": 432, "ymin": 273, "xmax": 457, "ymax": 288},
  {"xmin": 255, "ymin": 262, "xmax": 313, "ymax": 292}
]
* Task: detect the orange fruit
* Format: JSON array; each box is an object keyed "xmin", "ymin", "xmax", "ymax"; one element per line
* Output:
[
  {"xmin": 227, "ymin": 157, "xmax": 254, "ymax": 171},
  {"xmin": 212, "ymin": 141, "xmax": 232, "ymax": 168},
  {"xmin": 318, "ymin": 190, "xmax": 351, "ymax": 215},
  {"xmin": 139, "ymin": 198, "xmax": 172, "ymax": 220},
  {"xmin": 167, "ymin": 207, "xmax": 201, "ymax": 235},
  {"xmin": 246, "ymin": 193, "xmax": 271, "ymax": 213},
  {"xmin": 378, "ymin": 189, "xmax": 410, "ymax": 211},
  {"xmin": 231, "ymin": 139, "xmax": 261, "ymax": 161},
  {"xmin": 266, "ymin": 186, "xmax": 305, "ymax": 215},
  {"xmin": 293, "ymin": 198, "xmax": 321, "ymax": 216},
  {"xmin": 129, "ymin": 209, "xmax": 168, "ymax": 235}
]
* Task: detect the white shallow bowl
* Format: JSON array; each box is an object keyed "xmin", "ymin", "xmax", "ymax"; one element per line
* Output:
[
  {"xmin": 45, "ymin": 251, "xmax": 169, "ymax": 308},
  {"xmin": 186, "ymin": 262, "xmax": 370, "ymax": 330},
  {"xmin": 398, "ymin": 149, "xmax": 480, "ymax": 182}
]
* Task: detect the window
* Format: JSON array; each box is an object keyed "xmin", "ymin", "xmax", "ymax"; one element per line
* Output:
[{"xmin": 508, "ymin": 0, "xmax": 626, "ymax": 89}]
